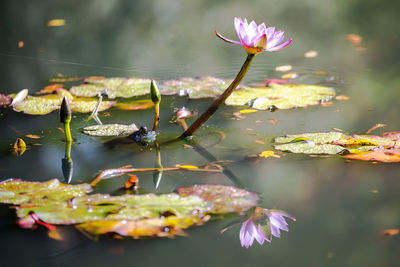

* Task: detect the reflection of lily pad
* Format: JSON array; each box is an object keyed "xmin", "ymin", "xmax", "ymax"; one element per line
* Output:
[
  {"xmin": 226, "ymin": 84, "xmax": 335, "ymax": 110},
  {"xmin": 83, "ymin": 123, "xmax": 139, "ymax": 136},
  {"xmin": 12, "ymin": 90, "xmax": 116, "ymax": 115},
  {"xmin": 274, "ymin": 131, "xmax": 400, "ymax": 161},
  {"xmin": 70, "ymin": 77, "xmax": 151, "ymax": 99},
  {"xmin": 1, "ymin": 180, "xmax": 258, "ymax": 238},
  {"xmin": 161, "ymin": 76, "xmax": 232, "ymax": 98}
]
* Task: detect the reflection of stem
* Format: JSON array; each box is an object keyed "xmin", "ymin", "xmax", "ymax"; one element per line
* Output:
[
  {"xmin": 153, "ymin": 141, "xmax": 163, "ymax": 189},
  {"xmin": 62, "ymin": 140, "xmax": 73, "ymax": 183},
  {"xmin": 187, "ymin": 140, "xmax": 244, "ymax": 188},
  {"xmin": 180, "ymin": 54, "xmax": 255, "ymax": 139},
  {"xmin": 152, "ymin": 103, "xmax": 160, "ymax": 131}
]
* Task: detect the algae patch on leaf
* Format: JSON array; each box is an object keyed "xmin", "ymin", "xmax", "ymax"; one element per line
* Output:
[
  {"xmin": 83, "ymin": 123, "xmax": 139, "ymax": 137},
  {"xmin": 70, "ymin": 77, "xmax": 151, "ymax": 99},
  {"xmin": 226, "ymin": 84, "xmax": 335, "ymax": 110},
  {"xmin": 160, "ymin": 76, "xmax": 232, "ymax": 98}
]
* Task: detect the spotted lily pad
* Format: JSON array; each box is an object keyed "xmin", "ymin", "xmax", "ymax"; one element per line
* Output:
[
  {"xmin": 0, "ymin": 179, "xmax": 92, "ymax": 205},
  {"xmin": 12, "ymin": 89, "xmax": 116, "ymax": 115},
  {"xmin": 274, "ymin": 131, "xmax": 400, "ymax": 161},
  {"xmin": 70, "ymin": 77, "xmax": 151, "ymax": 99},
  {"xmin": 176, "ymin": 184, "xmax": 259, "ymax": 213},
  {"xmin": 83, "ymin": 123, "xmax": 139, "ymax": 136},
  {"xmin": 226, "ymin": 84, "xmax": 335, "ymax": 110},
  {"xmin": 0, "ymin": 180, "xmax": 258, "ymax": 238},
  {"xmin": 160, "ymin": 76, "xmax": 232, "ymax": 98}
]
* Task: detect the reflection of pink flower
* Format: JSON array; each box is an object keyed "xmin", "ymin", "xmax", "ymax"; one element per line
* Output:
[
  {"xmin": 239, "ymin": 208, "xmax": 296, "ymax": 248},
  {"xmin": 215, "ymin": 17, "xmax": 292, "ymax": 55}
]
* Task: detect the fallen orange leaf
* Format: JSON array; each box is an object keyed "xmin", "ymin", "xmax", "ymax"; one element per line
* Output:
[
  {"xmin": 36, "ymin": 84, "xmax": 63, "ymax": 94},
  {"xmin": 47, "ymin": 19, "xmax": 66, "ymax": 27},
  {"xmin": 347, "ymin": 34, "xmax": 363, "ymax": 46},
  {"xmin": 366, "ymin": 123, "xmax": 387, "ymax": 134},
  {"xmin": 343, "ymin": 149, "xmax": 400, "ymax": 163},
  {"xmin": 380, "ymin": 228, "xmax": 399, "ymax": 237},
  {"xmin": 25, "ymin": 134, "xmax": 41, "ymax": 139}
]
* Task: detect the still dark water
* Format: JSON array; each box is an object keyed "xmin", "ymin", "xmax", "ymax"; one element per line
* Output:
[{"xmin": 0, "ymin": 0, "xmax": 399, "ymax": 266}]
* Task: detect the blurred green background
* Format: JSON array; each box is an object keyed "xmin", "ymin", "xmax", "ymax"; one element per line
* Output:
[{"xmin": 0, "ymin": 0, "xmax": 399, "ymax": 266}]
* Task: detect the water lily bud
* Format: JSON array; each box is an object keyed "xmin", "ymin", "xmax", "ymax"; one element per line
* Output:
[
  {"xmin": 60, "ymin": 96, "xmax": 72, "ymax": 123},
  {"xmin": 150, "ymin": 80, "xmax": 161, "ymax": 104}
]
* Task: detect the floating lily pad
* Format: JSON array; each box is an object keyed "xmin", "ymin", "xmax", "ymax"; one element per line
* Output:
[
  {"xmin": 83, "ymin": 123, "xmax": 139, "ymax": 136},
  {"xmin": 226, "ymin": 84, "xmax": 335, "ymax": 110},
  {"xmin": 70, "ymin": 77, "xmax": 151, "ymax": 99},
  {"xmin": 274, "ymin": 131, "xmax": 400, "ymax": 161},
  {"xmin": 343, "ymin": 148, "xmax": 400, "ymax": 163},
  {"xmin": 176, "ymin": 184, "xmax": 259, "ymax": 213},
  {"xmin": 0, "ymin": 94, "xmax": 12, "ymax": 107},
  {"xmin": 113, "ymin": 99, "xmax": 154, "ymax": 110},
  {"xmin": 160, "ymin": 76, "xmax": 232, "ymax": 98},
  {"xmin": 12, "ymin": 89, "xmax": 116, "ymax": 115},
  {"xmin": 1, "ymin": 180, "xmax": 258, "ymax": 238},
  {"xmin": 0, "ymin": 179, "xmax": 92, "ymax": 205}
]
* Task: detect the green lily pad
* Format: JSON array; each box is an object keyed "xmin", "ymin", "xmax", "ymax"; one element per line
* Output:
[
  {"xmin": 12, "ymin": 90, "xmax": 116, "ymax": 115},
  {"xmin": 0, "ymin": 179, "xmax": 92, "ymax": 205},
  {"xmin": 274, "ymin": 131, "xmax": 400, "ymax": 157},
  {"xmin": 16, "ymin": 193, "xmax": 211, "ymax": 225},
  {"xmin": 69, "ymin": 77, "xmax": 151, "ymax": 99},
  {"xmin": 1, "ymin": 179, "xmax": 258, "ymax": 238},
  {"xmin": 226, "ymin": 84, "xmax": 336, "ymax": 110},
  {"xmin": 82, "ymin": 123, "xmax": 139, "ymax": 136},
  {"xmin": 160, "ymin": 76, "xmax": 232, "ymax": 98}
]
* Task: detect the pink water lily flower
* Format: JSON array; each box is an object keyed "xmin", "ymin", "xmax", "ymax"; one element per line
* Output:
[
  {"xmin": 239, "ymin": 208, "xmax": 296, "ymax": 248},
  {"xmin": 215, "ymin": 17, "xmax": 292, "ymax": 55}
]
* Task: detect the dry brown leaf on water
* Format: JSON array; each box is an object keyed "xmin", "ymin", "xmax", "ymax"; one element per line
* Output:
[
  {"xmin": 281, "ymin": 73, "xmax": 298, "ymax": 79},
  {"xmin": 268, "ymin": 119, "xmax": 279, "ymax": 124},
  {"xmin": 25, "ymin": 134, "xmax": 41, "ymax": 139},
  {"xmin": 343, "ymin": 149, "xmax": 400, "ymax": 163},
  {"xmin": 366, "ymin": 123, "xmax": 387, "ymax": 134},
  {"xmin": 335, "ymin": 95, "xmax": 350, "ymax": 101},
  {"xmin": 314, "ymin": 71, "xmax": 327, "ymax": 76},
  {"xmin": 275, "ymin": 65, "xmax": 292, "ymax": 72},
  {"xmin": 255, "ymin": 140, "xmax": 266, "ymax": 145},
  {"xmin": 347, "ymin": 34, "xmax": 363, "ymax": 46},
  {"xmin": 47, "ymin": 19, "xmax": 66, "ymax": 27},
  {"xmin": 48, "ymin": 229, "xmax": 63, "ymax": 241},
  {"xmin": 36, "ymin": 84, "xmax": 63, "ymax": 94},
  {"xmin": 379, "ymin": 228, "xmax": 399, "ymax": 237},
  {"xmin": 304, "ymin": 50, "xmax": 318, "ymax": 58},
  {"xmin": 232, "ymin": 111, "xmax": 246, "ymax": 120}
]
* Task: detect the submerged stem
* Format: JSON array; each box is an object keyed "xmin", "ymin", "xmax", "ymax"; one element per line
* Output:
[{"xmin": 179, "ymin": 54, "xmax": 255, "ymax": 139}]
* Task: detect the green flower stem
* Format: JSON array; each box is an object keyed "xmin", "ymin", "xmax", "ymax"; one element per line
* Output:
[
  {"xmin": 64, "ymin": 120, "xmax": 72, "ymax": 142},
  {"xmin": 152, "ymin": 103, "xmax": 160, "ymax": 131},
  {"xmin": 179, "ymin": 54, "xmax": 255, "ymax": 139}
]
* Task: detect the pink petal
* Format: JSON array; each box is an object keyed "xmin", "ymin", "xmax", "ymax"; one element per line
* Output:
[
  {"xmin": 267, "ymin": 39, "xmax": 292, "ymax": 51},
  {"xmin": 215, "ymin": 31, "xmax": 242, "ymax": 46}
]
